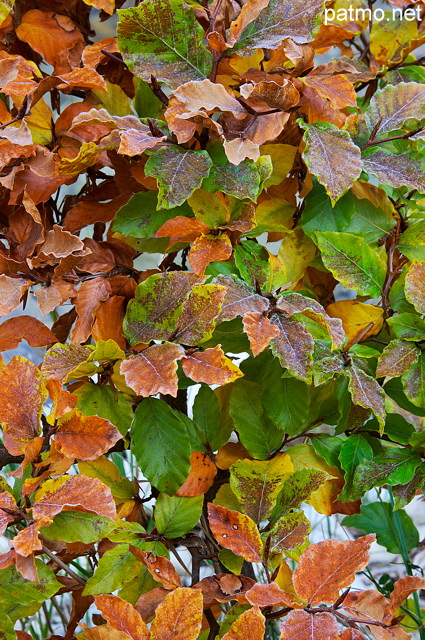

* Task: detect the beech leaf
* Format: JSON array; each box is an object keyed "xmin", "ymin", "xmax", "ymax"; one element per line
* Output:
[
  {"xmin": 95, "ymin": 595, "xmax": 150, "ymax": 640},
  {"xmin": 182, "ymin": 345, "xmax": 242, "ymax": 385},
  {"xmin": 55, "ymin": 409, "xmax": 122, "ymax": 461},
  {"xmin": 405, "ymin": 260, "xmax": 425, "ymax": 314},
  {"xmin": 150, "ymin": 587, "xmax": 203, "ymax": 640},
  {"xmin": 279, "ymin": 610, "xmax": 340, "ymax": 640},
  {"xmin": 221, "ymin": 606, "xmax": 265, "ymax": 640},
  {"xmin": 208, "ymin": 503, "xmax": 263, "ymax": 562},
  {"xmin": 365, "ymin": 82, "xmax": 425, "ymax": 137},
  {"xmin": 120, "ymin": 342, "xmax": 185, "ymax": 397}
]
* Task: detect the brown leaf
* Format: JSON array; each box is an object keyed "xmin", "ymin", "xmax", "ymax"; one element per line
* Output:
[
  {"xmin": 134, "ymin": 550, "xmax": 182, "ymax": 590},
  {"xmin": 7, "ymin": 436, "xmax": 44, "ymax": 479},
  {"xmin": 55, "ymin": 409, "xmax": 122, "ymax": 461},
  {"xmin": 240, "ymin": 78, "xmax": 300, "ymax": 111},
  {"xmin": 0, "ymin": 356, "xmax": 47, "ymax": 455},
  {"xmin": 120, "ymin": 342, "xmax": 185, "ymax": 397},
  {"xmin": 36, "ymin": 281, "xmax": 77, "ymax": 316},
  {"xmin": 342, "ymin": 590, "xmax": 411, "ymax": 640},
  {"xmin": 134, "ymin": 587, "xmax": 170, "ymax": 622},
  {"xmin": 57, "ymin": 67, "xmax": 107, "ymax": 92},
  {"xmin": 189, "ymin": 233, "xmax": 233, "ymax": 276},
  {"xmin": 293, "ymin": 534, "xmax": 375, "ymax": 605},
  {"xmin": 0, "ymin": 491, "xmax": 18, "ymax": 535},
  {"xmin": 172, "ymin": 79, "xmax": 247, "ymax": 119},
  {"xmin": 383, "ymin": 576, "xmax": 425, "ymax": 621},
  {"xmin": 242, "ymin": 312, "xmax": 280, "ymax": 356},
  {"xmin": 279, "ymin": 610, "xmax": 340, "ymax": 640},
  {"xmin": 245, "ymin": 582, "xmax": 299, "ymax": 608},
  {"xmin": 150, "ymin": 587, "xmax": 203, "ymax": 640},
  {"xmin": 304, "ymin": 73, "xmax": 357, "ymax": 109},
  {"xmin": 32, "ymin": 474, "xmax": 117, "ymax": 524},
  {"xmin": 339, "ymin": 631, "xmax": 368, "ymax": 640},
  {"xmin": 176, "ymin": 451, "xmax": 217, "ymax": 497},
  {"xmin": 376, "ymin": 340, "xmax": 420, "ymax": 378},
  {"xmin": 155, "ymin": 216, "xmax": 209, "ymax": 241},
  {"xmin": 35, "ymin": 224, "xmax": 84, "ymax": 260},
  {"xmin": 0, "ymin": 275, "xmax": 31, "ymax": 316},
  {"xmin": 12, "ymin": 523, "xmax": 43, "ymax": 557},
  {"xmin": 214, "ymin": 275, "xmax": 269, "ymax": 322},
  {"xmin": 207, "ymin": 503, "xmax": 263, "ymax": 562},
  {"xmin": 0, "ymin": 53, "xmax": 38, "ymax": 95},
  {"xmin": 192, "ymin": 573, "xmax": 255, "ymax": 606},
  {"xmin": 118, "ymin": 128, "xmax": 166, "ymax": 156},
  {"xmin": 92, "ymin": 296, "xmax": 126, "ymax": 349},
  {"xmin": 16, "ymin": 10, "xmax": 85, "ymax": 74},
  {"xmin": 223, "ymin": 138, "xmax": 260, "ymax": 165},
  {"xmin": 71, "ymin": 277, "xmax": 112, "ymax": 344},
  {"xmin": 173, "ymin": 284, "xmax": 226, "ymax": 346},
  {"xmin": 182, "ymin": 345, "xmax": 243, "ymax": 385},
  {"xmin": 0, "ymin": 316, "xmax": 57, "ymax": 352},
  {"xmin": 228, "ymin": 0, "xmax": 271, "ymax": 46},
  {"xmin": 95, "ymin": 594, "xmax": 150, "ymax": 640},
  {"xmin": 221, "ymin": 606, "xmax": 265, "ymax": 640},
  {"xmin": 41, "ymin": 342, "xmax": 92, "ymax": 382},
  {"xmin": 270, "ymin": 314, "xmax": 314, "ymax": 383},
  {"xmin": 405, "ymin": 260, "xmax": 425, "ymax": 314}
]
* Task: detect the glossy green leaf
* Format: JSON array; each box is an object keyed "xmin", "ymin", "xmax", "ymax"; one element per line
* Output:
[
  {"xmin": 83, "ymin": 544, "xmax": 141, "ymax": 595},
  {"xmin": 337, "ymin": 434, "xmax": 374, "ymax": 501},
  {"xmin": 113, "ymin": 191, "xmax": 192, "ymax": 238},
  {"xmin": 41, "ymin": 511, "xmax": 115, "ymax": 544},
  {"xmin": 155, "ymin": 493, "xmax": 203, "ymax": 538},
  {"xmin": 75, "ymin": 382, "xmax": 133, "ymax": 436}
]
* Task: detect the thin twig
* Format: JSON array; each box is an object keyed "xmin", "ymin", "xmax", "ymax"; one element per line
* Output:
[{"xmin": 42, "ymin": 544, "xmax": 86, "ymax": 586}]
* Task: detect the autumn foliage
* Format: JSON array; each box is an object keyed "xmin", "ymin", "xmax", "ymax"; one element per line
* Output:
[{"xmin": 1, "ymin": 0, "xmax": 425, "ymax": 638}]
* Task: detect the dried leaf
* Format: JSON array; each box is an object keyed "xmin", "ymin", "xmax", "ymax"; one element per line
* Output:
[
  {"xmin": 95, "ymin": 594, "xmax": 150, "ymax": 640},
  {"xmin": 221, "ymin": 606, "xmax": 265, "ymax": 640},
  {"xmin": 383, "ymin": 576, "xmax": 425, "ymax": 621},
  {"xmin": 71, "ymin": 278, "xmax": 111, "ymax": 344},
  {"xmin": 41, "ymin": 342, "xmax": 92, "ymax": 382},
  {"xmin": 120, "ymin": 342, "xmax": 185, "ymax": 397},
  {"xmin": 0, "ymin": 491, "xmax": 18, "ymax": 535},
  {"xmin": 176, "ymin": 451, "xmax": 217, "ymax": 497},
  {"xmin": 55, "ymin": 409, "xmax": 122, "ymax": 461},
  {"xmin": 242, "ymin": 312, "xmax": 280, "ymax": 356},
  {"xmin": 207, "ymin": 503, "xmax": 263, "ymax": 562},
  {"xmin": 189, "ymin": 233, "xmax": 233, "ymax": 276},
  {"xmin": 182, "ymin": 345, "xmax": 242, "ymax": 385},
  {"xmin": 172, "ymin": 79, "xmax": 247, "ymax": 119},
  {"xmin": 405, "ymin": 260, "xmax": 425, "ymax": 314},
  {"xmin": 245, "ymin": 582, "xmax": 299, "ymax": 608},
  {"xmin": 192, "ymin": 573, "xmax": 255, "ymax": 606},
  {"xmin": 0, "ymin": 275, "xmax": 31, "ymax": 316},
  {"xmin": 150, "ymin": 587, "xmax": 203, "ymax": 640},
  {"xmin": 0, "ymin": 316, "xmax": 57, "ymax": 351},
  {"xmin": 270, "ymin": 314, "xmax": 314, "ymax": 383},
  {"xmin": 223, "ymin": 138, "xmax": 260, "ymax": 165},
  {"xmin": 279, "ymin": 610, "xmax": 340, "ymax": 640}
]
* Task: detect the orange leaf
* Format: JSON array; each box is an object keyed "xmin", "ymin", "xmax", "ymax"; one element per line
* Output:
[
  {"xmin": 0, "ymin": 315, "xmax": 57, "ymax": 352},
  {"xmin": 95, "ymin": 594, "xmax": 150, "ymax": 640},
  {"xmin": 292, "ymin": 534, "xmax": 375, "ymax": 605},
  {"xmin": 215, "ymin": 442, "xmax": 251, "ymax": 470},
  {"xmin": 182, "ymin": 345, "xmax": 242, "ymax": 385},
  {"xmin": 32, "ymin": 474, "xmax": 117, "ymax": 524},
  {"xmin": 55, "ymin": 409, "xmax": 122, "ymax": 460},
  {"xmin": 120, "ymin": 342, "xmax": 185, "ymax": 397},
  {"xmin": 7, "ymin": 436, "xmax": 44, "ymax": 479},
  {"xmin": 155, "ymin": 216, "xmax": 209, "ymax": 241},
  {"xmin": 36, "ymin": 281, "xmax": 77, "ymax": 316},
  {"xmin": 16, "ymin": 10, "xmax": 85, "ymax": 74},
  {"xmin": 207, "ymin": 503, "xmax": 263, "ymax": 562},
  {"xmin": 245, "ymin": 582, "xmax": 299, "ymax": 608},
  {"xmin": 189, "ymin": 234, "xmax": 233, "ymax": 276},
  {"xmin": 221, "ymin": 606, "xmax": 265, "ymax": 640},
  {"xmin": 0, "ymin": 356, "xmax": 47, "ymax": 455},
  {"xmin": 57, "ymin": 67, "xmax": 107, "ymax": 92},
  {"xmin": 71, "ymin": 277, "xmax": 111, "ymax": 344},
  {"xmin": 150, "ymin": 587, "xmax": 203, "ymax": 640},
  {"xmin": 134, "ymin": 550, "xmax": 182, "ymax": 590},
  {"xmin": 242, "ymin": 312, "xmax": 280, "ymax": 356},
  {"xmin": 383, "ymin": 576, "xmax": 425, "ymax": 621},
  {"xmin": 92, "ymin": 296, "xmax": 126, "ymax": 348},
  {"xmin": 41, "ymin": 342, "xmax": 92, "ymax": 382},
  {"xmin": 193, "ymin": 573, "xmax": 255, "ymax": 607},
  {"xmin": 177, "ymin": 451, "xmax": 217, "ymax": 497},
  {"xmin": 339, "ymin": 631, "xmax": 368, "ymax": 640},
  {"xmin": 0, "ymin": 275, "xmax": 31, "ymax": 316},
  {"xmin": 12, "ymin": 523, "xmax": 43, "ymax": 557},
  {"xmin": 118, "ymin": 128, "xmax": 166, "ymax": 156},
  {"xmin": 279, "ymin": 610, "xmax": 339, "ymax": 640},
  {"xmin": 0, "ymin": 491, "xmax": 18, "ymax": 535}
]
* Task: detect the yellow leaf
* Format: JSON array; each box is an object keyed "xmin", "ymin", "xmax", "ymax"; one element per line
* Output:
[
  {"xmin": 326, "ymin": 299, "xmax": 384, "ymax": 348},
  {"xmin": 260, "ymin": 144, "xmax": 297, "ymax": 187},
  {"xmin": 268, "ymin": 228, "xmax": 316, "ymax": 291},
  {"xmin": 59, "ymin": 142, "xmax": 99, "ymax": 176}
]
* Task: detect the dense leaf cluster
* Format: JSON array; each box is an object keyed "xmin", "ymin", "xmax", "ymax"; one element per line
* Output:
[{"xmin": 0, "ymin": 0, "xmax": 425, "ymax": 639}]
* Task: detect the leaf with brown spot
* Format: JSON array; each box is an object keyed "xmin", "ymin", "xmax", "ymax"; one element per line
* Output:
[
  {"xmin": 207, "ymin": 503, "xmax": 263, "ymax": 562},
  {"xmin": 120, "ymin": 342, "xmax": 185, "ymax": 397},
  {"xmin": 221, "ymin": 606, "xmax": 265, "ymax": 640},
  {"xmin": 173, "ymin": 284, "xmax": 226, "ymax": 346},
  {"xmin": 245, "ymin": 582, "xmax": 299, "ymax": 608},
  {"xmin": 0, "ymin": 275, "xmax": 31, "ymax": 316},
  {"xmin": 32, "ymin": 474, "xmax": 117, "ymax": 524},
  {"xmin": 269, "ymin": 511, "xmax": 311, "ymax": 552},
  {"xmin": 292, "ymin": 534, "xmax": 375, "ymax": 605},
  {"xmin": 213, "ymin": 275, "xmax": 269, "ymax": 322},
  {"xmin": 95, "ymin": 594, "xmax": 150, "ymax": 640},
  {"xmin": 182, "ymin": 345, "xmax": 242, "ymax": 385},
  {"xmin": 242, "ymin": 312, "xmax": 280, "ymax": 356},
  {"xmin": 376, "ymin": 340, "xmax": 420, "ymax": 378},
  {"xmin": 405, "ymin": 261, "xmax": 425, "ymax": 314},
  {"xmin": 150, "ymin": 587, "xmax": 203, "ymax": 640},
  {"xmin": 346, "ymin": 364, "xmax": 386, "ymax": 433},
  {"xmin": 71, "ymin": 277, "xmax": 111, "ymax": 344},
  {"xmin": 270, "ymin": 314, "xmax": 314, "ymax": 383},
  {"xmin": 134, "ymin": 550, "xmax": 182, "ymax": 590},
  {"xmin": 55, "ymin": 409, "xmax": 122, "ymax": 461},
  {"xmin": 41, "ymin": 342, "xmax": 93, "ymax": 382},
  {"xmin": 176, "ymin": 451, "xmax": 217, "ymax": 497},
  {"xmin": 383, "ymin": 576, "xmax": 425, "ymax": 621},
  {"xmin": 0, "ymin": 356, "xmax": 47, "ymax": 455},
  {"xmin": 189, "ymin": 233, "xmax": 233, "ymax": 276},
  {"xmin": 0, "ymin": 316, "xmax": 57, "ymax": 352},
  {"xmin": 279, "ymin": 610, "xmax": 340, "ymax": 640}
]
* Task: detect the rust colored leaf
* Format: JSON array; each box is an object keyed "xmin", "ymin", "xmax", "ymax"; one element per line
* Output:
[
  {"xmin": 270, "ymin": 314, "xmax": 314, "ymax": 383},
  {"xmin": 36, "ymin": 281, "xmax": 77, "ymax": 316},
  {"xmin": 383, "ymin": 576, "xmax": 425, "ymax": 621},
  {"xmin": 245, "ymin": 582, "xmax": 299, "ymax": 608},
  {"xmin": 135, "ymin": 550, "xmax": 182, "ymax": 590},
  {"xmin": 16, "ymin": 10, "xmax": 85, "ymax": 74},
  {"xmin": 118, "ymin": 128, "xmax": 166, "ymax": 156},
  {"xmin": 57, "ymin": 67, "xmax": 107, "ymax": 92},
  {"xmin": 304, "ymin": 73, "xmax": 357, "ymax": 109},
  {"xmin": 0, "ymin": 275, "xmax": 31, "ymax": 316},
  {"xmin": 207, "ymin": 503, "xmax": 263, "ymax": 562},
  {"xmin": 134, "ymin": 587, "xmax": 170, "ymax": 622},
  {"xmin": 376, "ymin": 340, "xmax": 420, "ymax": 378},
  {"xmin": 243, "ymin": 312, "xmax": 280, "ymax": 356},
  {"xmin": 150, "ymin": 587, "xmax": 203, "ymax": 640},
  {"xmin": 32, "ymin": 474, "xmax": 117, "ymax": 524},
  {"xmin": 221, "ymin": 606, "xmax": 265, "ymax": 640},
  {"xmin": 12, "ymin": 523, "xmax": 43, "ymax": 557},
  {"xmin": 0, "ymin": 356, "xmax": 47, "ymax": 455},
  {"xmin": 228, "ymin": 0, "xmax": 272, "ymax": 47},
  {"xmin": 279, "ymin": 610, "xmax": 340, "ymax": 640},
  {"xmin": 177, "ymin": 451, "xmax": 217, "ymax": 497},
  {"xmin": 339, "ymin": 631, "xmax": 368, "ymax": 640},
  {"xmin": 240, "ymin": 78, "xmax": 300, "ymax": 111},
  {"xmin": 182, "ymin": 345, "xmax": 243, "ymax": 385},
  {"xmin": 189, "ymin": 233, "xmax": 233, "ymax": 276},
  {"xmin": 214, "ymin": 275, "xmax": 269, "ymax": 322},
  {"xmin": 155, "ymin": 216, "xmax": 210, "ymax": 241},
  {"xmin": 173, "ymin": 284, "xmax": 226, "ymax": 346},
  {"xmin": 71, "ymin": 277, "xmax": 111, "ymax": 344},
  {"xmin": 92, "ymin": 296, "xmax": 126, "ymax": 349},
  {"xmin": 120, "ymin": 342, "xmax": 185, "ymax": 397},
  {"xmin": 293, "ymin": 534, "xmax": 375, "ymax": 605},
  {"xmin": 0, "ymin": 315, "xmax": 57, "ymax": 352},
  {"xmin": 0, "ymin": 53, "xmax": 38, "ymax": 95},
  {"xmin": 192, "ymin": 573, "xmax": 255, "ymax": 606},
  {"xmin": 41, "ymin": 342, "xmax": 92, "ymax": 382},
  {"xmin": 95, "ymin": 595, "xmax": 150, "ymax": 640},
  {"xmin": 0, "ymin": 491, "xmax": 18, "ymax": 535},
  {"xmin": 55, "ymin": 409, "xmax": 122, "ymax": 461},
  {"xmin": 342, "ymin": 590, "xmax": 411, "ymax": 640},
  {"xmin": 7, "ymin": 436, "xmax": 44, "ymax": 479},
  {"xmin": 172, "ymin": 79, "xmax": 247, "ymax": 119},
  {"xmin": 37, "ymin": 224, "xmax": 84, "ymax": 260},
  {"xmin": 405, "ymin": 260, "xmax": 425, "ymax": 314}
]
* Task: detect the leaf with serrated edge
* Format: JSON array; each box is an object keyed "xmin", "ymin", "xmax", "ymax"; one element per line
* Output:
[{"xmin": 207, "ymin": 503, "xmax": 263, "ymax": 562}]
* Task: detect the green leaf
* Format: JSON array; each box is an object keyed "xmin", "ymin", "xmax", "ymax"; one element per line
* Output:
[
  {"xmin": 384, "ymin": 377, "xmax": 425, "ymax": 418},
  {"xmin": 75, "ymin": 382, "xmax": 133, "ymax": 436},
  {"xmin": 202, "ymin": 147, "xmax": 263, "ymax": 201},
  {"xmin": 363, "ymin": 150, "xmax": 425, "ymax": 192},
  {"xmin": 131, "ymin": 397, "xmax": 191, "ymax": 494},
  {"xmin": 145, "ymin": 146, "xmax": 213, "ymax": 208},
  {"xmin": 315, "ymin": 231, "xmax": 387, "ymax": 297},
  {"xmin": 387, "ymin": 312, "xmax": 425, "ymax": 341},
  {"xmin": 392, "ymin": 467, "xmax": 425, "ymax": 509},
  {"xmin": 203, "ymin": 317, "xmax": 251, "ymax": 354},
  {"xmin": 134, "ymin": 78, "xmax": 163, "ymax": 118},
  {"xmin": 83, "ymin": 544, "xmax": 141, "ymax": 595},
  {"xmin": 337, "ymin": 434, "xmax": 374, "ymax": 501},
  {"xmin": 402, "ymin": 352, "xmax": 425, "ymax": 409},
  {"xmin": 342, "ymin": 502, "xmax": 419, "ymax": 554},
  {"xmin": 192, "ymin": 384, "xmax": 231, "ymax": 451},
  {"xmin": 41, "ymin": 511, "xmax": 115, "ymax": 544},
  {"xmin": 311, "ymin": 435, "xmax": 344, "ymax": 469},
  {"xmin": 364, "ymin": 82, "xmax": 425, "ymax": 138},
  {"xmin": 261, "ymin": 357, "xmax": 310, "ymax": 436},
  {"xmin": 300, "ymin": 121, "xmax": 362, "ymax": 204},
  {"xmin": 155, "ymin": 493, "xmax": 203, "ymax": 538},
  {"xmin": 398, "ymin": 220, "xmax": 425, "ymax": 261},
  {"xmin": 301, "ymin": 181, "xmax": 357, "ymax": 235},
  {"xmin": 118, "ymin": 565, "xmax": 158, "ymax": 606},
  {"xmin": 0, "ymin": 614, "xmax": 15, "ymax": 640},
  {"xmin": 113, "ymin": 191, "xmax": 192, "ymax": 239},
  {"xmin": 229, "ymin": 456, "xmax": 294, "ymax": 524},
  {"xmin": 0, "ymin": 0, "xmax": 13, "ymax": 23},
  {"xmin": 350, "ymin": 448, "xmax": 422, "ymax": 499},
  {"xmin": 123, "ymin": 271, "xmax": 197, "ymax": 345},
  {"xmin": 270, "ymin": 468, "xmax": 328, "ymax": 524},
  {"xmin": 269, "ymin": 511, "xmax": 311, "ymax": 553},
  {"xmin": 218, "ymin": 548, "xmax": 244, "ymax": 575},
  {"xmin": 229, "ymin": 379, "xmax": 284, "ymax": 460},
  {"xmin": 117, "ymin": 0, "xmax": 210, "ymax": 88},
  {"xmin": 234, "ymin": 240, "xmax": 270, "ymax": 289}
]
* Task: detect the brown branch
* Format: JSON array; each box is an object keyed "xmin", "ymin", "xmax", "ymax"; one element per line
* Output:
[
  {"xmin": 41, "ymin": 544, "xmax": 86, "ymax": 586},
  {"xmin": 361, "ymin": 125, "xmax": 425, "ymax": 150}
]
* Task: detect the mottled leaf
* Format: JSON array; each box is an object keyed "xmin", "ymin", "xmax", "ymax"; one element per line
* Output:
[
  {"xmin": 120, "ymin": 342, "xmax": 185, "ymax": 397},
  {"xmin": 363, "ymin": 150, "xmax": 425, "ymax": 192},
  {"xmin": 405, "ymin": 260, "xmax": 425, "ymax": 314},
  {"xmin": 365, "ymin": 82, "xmax": 425, "ymax": 137},
  {"xmin": 280, "ymin": 610, "xmax": 340, "ymax": 640},
  {"xmin": 350, "ymin": 448, "xmax": 422, "ymax": 499},
  {"xmin": 346, "ymin": 364, "xmax": 386, "ymax": 433},
  {"xmin": 182, "ymin": 345, "xmax": 242, "ymax": 385},
  {"xmin": 270, "ymin": 511, "xmax": 311, "ymax": 552},
  {"xmin": 270, "ymin": 314, "xmax": 314, "ymax": 383},
  {"xmin": 221, "ymin": 606, "xmax": 265, "ymax": 640},
  {"xmin": 207, "ymin": 503, "xmax": 263, "ymax": 562},
  {"xmin": 376, "ymin": 340, "xmax": 420, "ymax": 378},
  {"xmin": 173, "ymin": 284, "xmax": 226, "ymax": 345},
  {"xmin": 55, "ymin": 409, "xmax": 122, "ymax": 461}
]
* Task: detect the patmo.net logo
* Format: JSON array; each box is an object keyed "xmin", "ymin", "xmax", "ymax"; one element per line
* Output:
[{"xmin": 324, "ymin": 1, "xmax": 423, "ymax": 25}]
